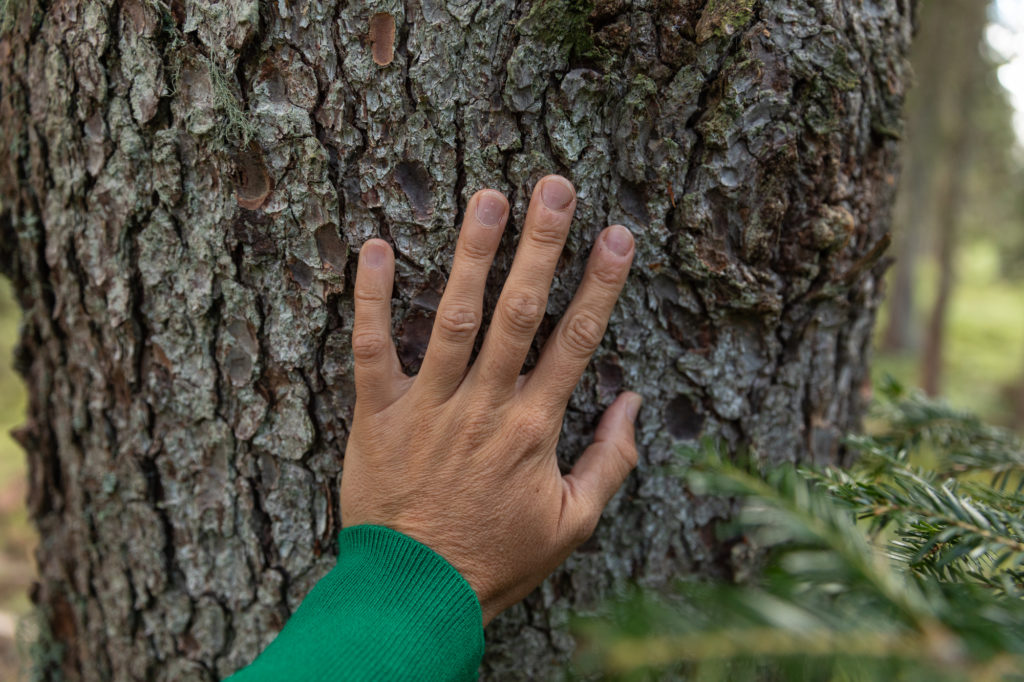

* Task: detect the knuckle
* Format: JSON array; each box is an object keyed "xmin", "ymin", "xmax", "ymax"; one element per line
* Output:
[
  {"xmin": 354, "ymin": 287, "xmax": 387, "ymax": 305},
  {"xmin": 566, "ymin": 506, "xmax": 599, "ymax": 545},
  {"xmin": 591, "ymin": 262, "xmax": 625, "ymax": 288},
  {"xmin": 614, "ymin": 440, "xmax": 639, "ymax": 470},
  {"xmin": 454, "ymin": 409, "xmax": 497, "ymax": 444},
  {"xmin": 529, "ymin": 217, "xmax": 569, "ymax": 247},
  {"xmin": 575, "ymin": 514, "xmax": 600, "ymax": 544},
  {"xmin": 512, "ymin": 407, "xmax": 552, "ymax": 446},
  {"xmin": 459, "ymin": 237, "xmax": 493, "ymax": 261},
  {"xmin": 562, "ymin": 311, "xmax": 606, "ymax": 356},
  {"xmin": 436, "ymin": 306, "xmax": 479, "ymax": 340},
  {"xmin": 500, "ymin": 291, "xmax": 544, "ymax": 336},
  {"xmin": 351, "ymin": 330, "xmax": 390, "ymax": 362}
]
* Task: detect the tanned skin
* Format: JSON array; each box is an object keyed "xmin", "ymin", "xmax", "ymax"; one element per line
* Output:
[{"xmin": 341, "ymin": 175, "xmax": 640, "ymax": 625}]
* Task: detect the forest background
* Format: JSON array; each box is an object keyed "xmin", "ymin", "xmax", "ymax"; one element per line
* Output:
[{"xmin": 0, "ymin": 0, "xmax": 1022, "ymax": 678}]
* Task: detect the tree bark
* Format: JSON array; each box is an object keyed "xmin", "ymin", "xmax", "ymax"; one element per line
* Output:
[{"xmin": 0, "ymin": 1, "xmax": 911, "ymax": 679}]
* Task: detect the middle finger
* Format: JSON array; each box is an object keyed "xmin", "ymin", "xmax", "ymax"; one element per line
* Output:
[{"xmin": 468, "ymin": 174, "xmax": 576, "ymax": 395}]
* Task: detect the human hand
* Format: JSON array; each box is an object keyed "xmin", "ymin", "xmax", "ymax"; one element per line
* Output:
[{"xmin": 340, "ymin": 175, "xmax": 640, "ymax": 625}]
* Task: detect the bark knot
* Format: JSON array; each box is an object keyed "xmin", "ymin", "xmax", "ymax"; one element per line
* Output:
[
  {"xmin": 369, "ymin": 13, "xmax": 396, "ymax": 66},
  {"xmin": 234, "ymin": 143, "xmax": 273, "ymax": 211}
]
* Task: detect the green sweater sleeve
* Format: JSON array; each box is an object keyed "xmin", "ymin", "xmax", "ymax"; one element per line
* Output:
[{"xmin": 226, "ymin": 525, "xmax": 485, "ymax": 681}]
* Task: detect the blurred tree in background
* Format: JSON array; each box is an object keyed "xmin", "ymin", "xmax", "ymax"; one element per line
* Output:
[
  {"xmin": 880, "ymin": 0, "xmax": 1024, "ymax": 419},
  {"xmin": 0, "ymin": 278, "xmax": 30, "ymax": 680}
]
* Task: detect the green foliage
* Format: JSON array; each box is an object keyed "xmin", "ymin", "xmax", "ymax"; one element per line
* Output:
[
  {"xmin": 575, "ymin": 381, "xmax": 1024, "ymax": 681},
  {"xmin": 868, "ymin": 377, "xmax": 1024, "ymax": 482}
]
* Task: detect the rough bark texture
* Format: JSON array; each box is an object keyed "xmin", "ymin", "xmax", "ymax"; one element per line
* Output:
[{"xmin": 0, "ymin": 0, "xmax": 912, "ymax": 679}]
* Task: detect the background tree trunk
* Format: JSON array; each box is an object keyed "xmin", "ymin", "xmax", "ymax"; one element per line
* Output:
[
  {"xmin": 0, "ymin": 0, "xmax": 911, "ymax": 679},
  {"xmin": 879, "ymin": 0, "xmax": 946, "ymax": 356},
  {"xmin": 916, "ymin": 0, "xmax": 987, "ymax": 397}
]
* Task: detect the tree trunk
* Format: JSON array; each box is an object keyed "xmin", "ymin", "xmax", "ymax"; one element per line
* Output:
[
  {"xmin": 919, "ymin": 138, "xmax": 965, "ymax": 396},
  {"xmin": 1010, "ymin": 345, "xmax": 1024, "ymax": 430},
  {"xmin": 0, "ymin": 1, "xmax": 911, "ymax": 679},
  {"xmin": 880, "ymin": 218, "xmax": 918, "ymax": 352},
  {"xmin": 917, "ymin": 0, "xmax": 987, "ymax": 397},
  {"xmin": 879, "ymin": 0, "xmax": 944, "ymax": 355}
]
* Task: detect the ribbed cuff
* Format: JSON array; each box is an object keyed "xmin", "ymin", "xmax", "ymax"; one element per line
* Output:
[
  {"xmin": 227, "ymin": 525, "xmax": 484, "ymax": 682},
  {"xmin": 330, "ymin": 525, "xmax": 485, "ymax": 680}
]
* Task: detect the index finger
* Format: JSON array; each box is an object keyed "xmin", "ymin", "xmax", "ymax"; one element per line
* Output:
[{"xmin": 351, "ymin": 239, "xmax": 405, "ymax": 412}]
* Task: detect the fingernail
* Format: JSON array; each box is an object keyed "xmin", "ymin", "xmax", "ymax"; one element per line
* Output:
[
  {"xmin": 364, "ymin": 242, "xmax": 386, "ymax": 269},
  {"xmin": 541, "ymin": 176, "xmax": 575, "ymax": 210},
  {"xmin": 605, "ymin": 225, "xmax": 634, "ymax": 257},
  {"xmin": 625, "ymin": 393, "xmax": 642, "ymax": 423},
  {"xmin": 475, "ymin": 190, "xmax": 506, "ymax": 227}
]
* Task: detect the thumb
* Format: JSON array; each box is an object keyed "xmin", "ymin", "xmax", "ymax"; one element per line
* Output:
[{"xmin": 561, "ymin": 392, "xmax": 641, "ymax": 543}]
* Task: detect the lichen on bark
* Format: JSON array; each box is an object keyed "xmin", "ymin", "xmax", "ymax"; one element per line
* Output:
[{"xmin": 0, "ymin": 0, "xmax": 912, "ymax": 679}]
